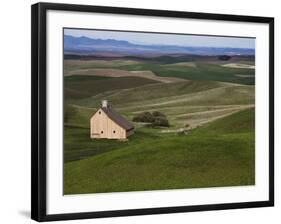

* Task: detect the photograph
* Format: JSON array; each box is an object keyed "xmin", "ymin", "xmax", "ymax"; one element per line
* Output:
[{"xmin": 63, "ymin": 28, "xmax": 256, "ymax": 195}]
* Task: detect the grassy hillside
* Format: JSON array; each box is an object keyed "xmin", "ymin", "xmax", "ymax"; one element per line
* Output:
[
  {"xmin": 63, "ymin": 57, "xmax": 255, "ymax": 195},
  {"xmin": 64, "ymin": 57, "xmax": 255, "ymax": 85},
  {"xmin": 64, "ymin": 79, "xmax": 254, "ymax": 131},
  {"xmin": 193, "ymin": 108, "xmax": 255, "ymax": 135},
  {"xmin": 64, "ymin": 59, "xmax": 141, "ymax": 73},
  {"xmin": 64, "ymin": 108, "xmax": 255, "ymax": 194},
  {"xmin": 118, "ymin": 62, "xmax": 255, "ymax": 85},
  {"xmin": 64, "ymin": 127, "xmax": 161, "ymax": 162},
  {"xmin": 71, "ymin": 80, "xmax": 254, "ymax": 108},
  {"xmin": 65, "ymin": 75, "xmax": 158, "ymax": 100},
  {"xmin": 64, "ymin": 58, "xmax": 255, "ymax": 85}
]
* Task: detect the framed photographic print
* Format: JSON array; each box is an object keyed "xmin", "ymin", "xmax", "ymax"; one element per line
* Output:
[{"xmin": 31, "ymin": 2, "xmax": 274, "ymax": 222}]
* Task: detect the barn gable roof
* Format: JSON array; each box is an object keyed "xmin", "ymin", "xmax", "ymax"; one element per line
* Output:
[{"xmin": 101, "ymin": 107, "xmax": 134, "ymax": 131}]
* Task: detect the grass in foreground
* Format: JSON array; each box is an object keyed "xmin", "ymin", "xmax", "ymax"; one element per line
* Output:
[
  {"xmin": 64, "ymin": 108, "xmax": 255, "ymax": 194},
  {"xmin": 64, "ymin": 126, "xmax": 161, "ymax": 162}
]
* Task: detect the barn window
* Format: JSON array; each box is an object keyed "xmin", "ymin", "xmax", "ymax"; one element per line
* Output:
[
  {"xmin": 101, "ymin": 131, "xmax": 103, "ymax": 134},
  {"xmin": 113, "ymin": 130, "xmax": 116, "ymax": 133}
]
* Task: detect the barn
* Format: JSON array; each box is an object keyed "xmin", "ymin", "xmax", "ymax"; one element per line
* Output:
[{"xmin": 90, "ymin": 100, "xmax": 134, "ymax": 139}]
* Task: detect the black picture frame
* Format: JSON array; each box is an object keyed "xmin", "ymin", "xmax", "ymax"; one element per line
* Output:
[{"xmin": 31, "ymin": 2, "xmax": 274, "ymax": 222}]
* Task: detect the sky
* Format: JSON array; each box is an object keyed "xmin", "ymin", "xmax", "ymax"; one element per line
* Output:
[{"xmin": 64, "ymin": 28, "xmax": 255, "ymax": 49}]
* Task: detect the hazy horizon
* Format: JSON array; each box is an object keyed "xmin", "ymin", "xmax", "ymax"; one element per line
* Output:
[{"xmin": 64, "ymin": 28, "xmax": 255, "ymax": 49}]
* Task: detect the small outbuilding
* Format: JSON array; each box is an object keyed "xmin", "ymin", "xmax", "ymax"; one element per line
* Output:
[{"xmin": 90, "ymin": 100, "xmax": 134, "ymax": 139}]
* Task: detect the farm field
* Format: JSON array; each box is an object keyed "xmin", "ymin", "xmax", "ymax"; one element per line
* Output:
[
  {"xmin": 63, "ymin": 56, "xmax": 255, "ymax": 194},
  {"xmin": 64, "ymin": 57, "xmax": 255, "ymax": 85}
]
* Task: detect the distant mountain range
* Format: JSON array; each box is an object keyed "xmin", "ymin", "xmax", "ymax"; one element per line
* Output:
[{"xmin": 64, "ymin": 35, "xmax": 255, "ymax": 56}]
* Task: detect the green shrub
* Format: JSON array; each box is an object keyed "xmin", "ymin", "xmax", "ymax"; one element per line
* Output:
[
  {"xmin": 151, "ymin": 117, "xmax": 170, "ymax": 127},
  {"xmin": 132, "ymin": 112, "xmax": 155, "ymax": 123},
  {"xmin": 152, "ymin": 111, "xmax": 166, "ymax": 118},
  {"xmin": 133, "ymin": 111, "xmax": 169, "ymax": 127}
]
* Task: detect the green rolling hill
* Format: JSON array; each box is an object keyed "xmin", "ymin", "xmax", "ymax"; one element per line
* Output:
[
  {"xmin": 63, "ymin": 57, "xmax": 255, "ymax": 195},
  {"xmin": 64, "ymin": 108, "xmax": 255, "ymax": 194}
]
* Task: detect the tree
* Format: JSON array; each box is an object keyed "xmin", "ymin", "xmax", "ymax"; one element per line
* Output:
[
  {"xmin": 152, "ymin": 111, "xmax": 166, "ymax": 118},
  {"xmin": 151, "ymin": 116, "xmax": 170, "ymax": 127},
  {"xmin": 132, "ymin": 111, "xmax": 170, "ymax": 127},
  {"xmin": 132, "ymin": 112, "xmax": 155, "ymax": 123}
]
